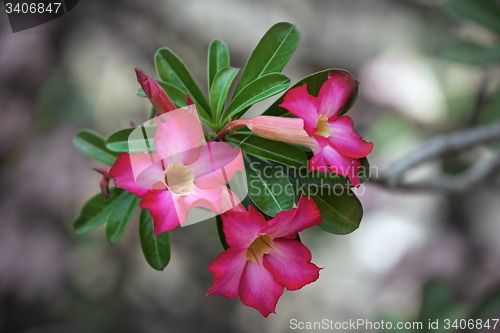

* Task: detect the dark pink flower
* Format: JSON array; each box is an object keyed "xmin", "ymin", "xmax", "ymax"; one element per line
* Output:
[
  {"xmin": 110, "ymin": 108, "xmax": 243, "ymax": 235},
  {"xmin": 227, "ymin": 72, "xmax": 373, "ymax": 186},
  {"xmin": 207, "ymin": 195, "xmax": 322, "ymax": 317}
]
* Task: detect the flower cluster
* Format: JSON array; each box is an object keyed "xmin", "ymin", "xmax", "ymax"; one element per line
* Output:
[{"xmin": 73, "ymin": 23, "xmax": 373, "ymax": 317}]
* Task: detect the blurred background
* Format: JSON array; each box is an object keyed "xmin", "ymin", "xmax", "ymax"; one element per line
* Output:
[{"xmin": 1, "ymin": 0, "xmax": 500, "ymax": 332}]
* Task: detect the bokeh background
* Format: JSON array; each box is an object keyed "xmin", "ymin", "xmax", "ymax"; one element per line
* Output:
[{"xmin": 1, "ymin": 0, "xmax": 500, "ymax": 332}]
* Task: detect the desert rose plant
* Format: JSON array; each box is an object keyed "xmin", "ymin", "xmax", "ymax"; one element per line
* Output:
[{"xmin": 73, "ymin": 22, "xmax": 373, "ymax": 316}]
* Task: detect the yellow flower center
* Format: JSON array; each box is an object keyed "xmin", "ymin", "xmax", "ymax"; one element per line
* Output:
[
  {"xmin": 316, "ymin": 115, "xmax": 332, "ymax": 137},
  {"xmin": 245, "ymin": 234, "xmax": 274, "ymax": 262},
  {"xmin": 164, "ymin": 163, "xmax": 194, "ymax": 196}
]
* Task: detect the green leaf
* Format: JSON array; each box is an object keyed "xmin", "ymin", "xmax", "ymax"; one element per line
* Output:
[
  {"xmin": 234, "ymin": 22, "xmax": 299, "ymax": 95},
  {"xmin": 263, "ymin": 69, "xmax": 359, "ymax": 117},
  {"xmin": 224, "ymin": 73, "xmax": 290, "ymax": 122},
  {"xmin": 294, "ymin": 185, "xmax": 362, "ymax": 235},
  {"xmin": 105, "ymin": 191, "xmax": 140, "ymax": 245},
  {"xmin": 137, "ymin": 80, "xmax": 188, "ymax": 108},
  {"xmin": 418, "ymin": 281, "xmax": 455, "ymax": 324},
  {"xmin": 138, "ymin": 209, "xmax": 171, "ymax": 271},
  {"xmin": 416, "ymin": 281, "xmax": 467, "ymax": 333},
  {"xmin": 105, "ymin": 126, "xmax": 157, "ymax": 153},
  {"xmin": 73, "ymin": 187, "xmax": 125, "ymax": 234},
  {"xmin": 216, "ymin": 215, "xmax": 228, "ymax": 250},
  {"xmin": 209, "ymin": 66, "xmax": 239, "ymax": 125},
  {"xmin": 439, "ymin": 42, "xmax": 500, "ymax": 64},
  {"xmin": 244, "ymin": 155, "xmax": 294, "ymax": 216},
  {"xmin": 154, "ymin": 48, "xmax": 211, "ymax": 122},
  {"xmin": 74, "ymin": 129, "xmax": 121, "ymax": 166},
  {"xmin": 224, "ymin": 133, "xmax": 308, "ymax": 168},
  {"xmin": 465, "ymin": 289, "xmax": 500, "ymax": 332},
  {"xmin": 444, "ymin": 0, "xmax": 500, "ymax": 36},
  {"xmin": 208, "ymin": 39, "xmax": 230, "ymax": 90}
]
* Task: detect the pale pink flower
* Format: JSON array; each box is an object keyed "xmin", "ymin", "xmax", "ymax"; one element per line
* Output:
[{"xmin": 110, "ymin": 108, "xmax": 243, "ymax": 235}]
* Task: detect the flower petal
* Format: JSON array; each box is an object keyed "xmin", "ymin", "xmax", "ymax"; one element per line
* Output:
[
  {"xmin": 222, "ymin": 205, "xmax": 268, "ymax": 251},
  {"xmin": 318, "ymin": 71, "xmax": 357, "ymax": 119},
  {"xmin": 191, "ymin": 142, "xmax": 244, "ymax": 189},
  {"xmin": 262, "ymin": 195, "xmax": 322, "ymax": 239},
  {"xmin": 175, "ymin": 186, "xmax": 223, "ymax": 221},
  {"xmin": 155, "ymin": 109, "xmax": 203, "ymax": 165},
  {"xmin": 264, "ymin": 238, "xmax": 321, "ymax": 291},
  {"xmin": 279, "ymin": 84, "xmax": 320, "ymax": 136},
  {"xmin": 134, "ymin": 160, "xmax": 166, "ymax": 190},
  {"xmin": 239, "ymin": 258, "xmax": 284, "ymax": 317},
  {"xmin": 310, "ymin": 136, "xmax": 361, "ymax": 187},
  {"xmin": 109, "ymin": 152, "xmax": 161, "ymax": 198},
  {"xmin": 140, "ymin": 189, "xmax": 180, "ymax": 235},
  {"xmin": 206, "ymin": 249, "xmax": 247, "ymax": 298},
  {"xmin": 326, "ymin": 116, "xmax": 374, "ymax": 159},
  {"xmin": 220, "ymin": 187, "xmax": 246, "ymax": 213}
]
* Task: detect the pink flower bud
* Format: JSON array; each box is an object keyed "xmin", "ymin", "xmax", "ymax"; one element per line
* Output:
[
  {"xmin": 135, "ymin": 67, "xmax": 176, "ymax": 114},
  {"xmin": 93, "ymin": 167, "xmax": 111, "ymax": 199},
  {"xmin": 231, "ymin": 116, "xmax": 317, "ymax": 149}
]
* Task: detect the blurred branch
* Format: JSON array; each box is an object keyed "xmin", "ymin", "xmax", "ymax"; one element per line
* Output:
[
  {"xmin": 372, "ymin": 121, "xmax": 500, "ymax": 193},
  {"xmin": 468, "ymin": 75, "xmax": 489, "ymax": 127}
]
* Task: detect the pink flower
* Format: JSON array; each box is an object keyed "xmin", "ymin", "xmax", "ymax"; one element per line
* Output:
[
  {"xmin": 206, "ymin": 195, "xmax": 322, "ymax": 317},
  {"xmin": 135, "ymin": 67, "xmax": 176, "ymax": 115},
  {"xmin": 109, "ymin": 108, "xmax": 244, "ymax": 235},
  {"xmin": 227, "ymin": 71, "xmax": 373, "ymax": 186}
]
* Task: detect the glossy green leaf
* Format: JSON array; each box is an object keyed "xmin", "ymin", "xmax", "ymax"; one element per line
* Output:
[
  {"xmin": 154, "ymin": 48, "xmax": 211, "ymax": 122},
  {"xmin": 440, "ymin": 42, "xmax": 500, "ymax": 64},
  {"xmin": 208, "ymin": 39, "xmax": 230, "ymax": 90},
  {"xmin": 137, "ymin": 80, "xmax": 188, "ymax": 108},
  {"xmin": 224, "ymin": 73, "xmax": 290, "ymax": 122},
  {"xmin": 216, "ymin": 215, "xmax": 228, "ymax": 250},
  {"xmin": 105, "ymin": 191, "xmax": 140, "ymax": 245},
  {"xmin": 139, "ymin": 209, "xmax": 171, "ymax": 271},
  {"xmin": 418, "ymin": 281, "xmax": 455, "ymax": 324},
  {"xmin": 263, "ymin": 69, "xmax": 359, "ymax": 117},
  {"xmin": 73, "ymin": 187, "xmax": 125, "ymax": 234},
  {"xmin": 224, "ymin": 133, "xmax": 308, "ymax": 168},
  {"xmin": 244, "ymin": 155, "xmax": 294, "ymax": 216},
  {"xmin": 465, "ymin": 289, "xmax": 500, "ymax": 332},
  {"xmin": 234, "ymin": 22, "xmax": 299, "ymax": 95},
  {"xmin": 209, "ymin": 66, "xmax": 239, "ymax": 125},
  {"xmin": 294, "ymin": 185, "xmax": 362, "ymax": 235},
  {"xmin": 105, "ymin": 126, "xmax": 157, "ymax": 153},
  {"xmin": 444, "ymin": 0, "xmax": 500, "ymax": 36},
  {"xmin": 74, "ymin": 129, "xmax": 121, "ymax": 166}
]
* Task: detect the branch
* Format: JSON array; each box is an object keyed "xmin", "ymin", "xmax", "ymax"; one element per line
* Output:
[
  {"xmin": 372, "ymin": 157, "xmax": 500, "ymax": 194},
  {"xmin": 373, "ymin": 121, "xmax": 500, "ymax": 192}
]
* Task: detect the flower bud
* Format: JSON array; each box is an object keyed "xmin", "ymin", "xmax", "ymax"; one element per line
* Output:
[{"xmin": 135, "ymin": 67, "xmax": 176, "ymax": 114}]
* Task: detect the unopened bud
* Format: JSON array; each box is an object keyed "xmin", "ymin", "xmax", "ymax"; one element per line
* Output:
[{"xmin": 135, "ymin": 67, "xmax": 176, "ymax": 114}]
